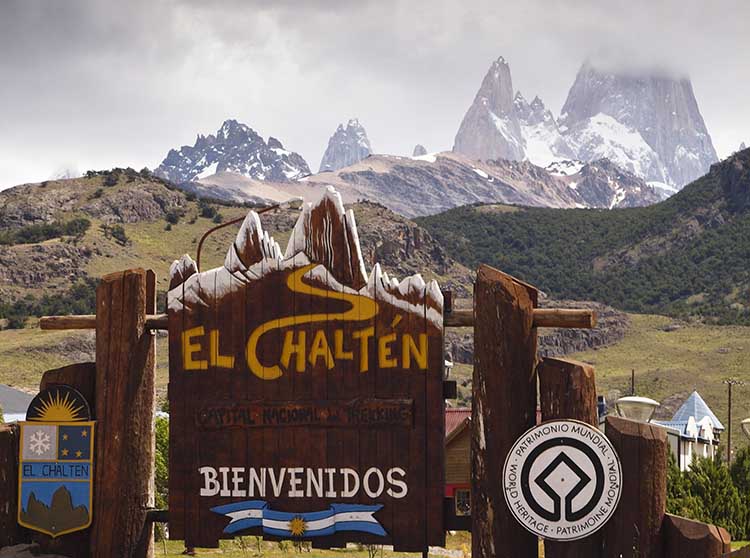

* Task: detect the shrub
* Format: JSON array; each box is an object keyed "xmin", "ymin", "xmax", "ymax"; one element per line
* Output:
[
  {"xmin": 0, "ymin": 218, "xmax": 90, "ymax": 246},
  {"xmin": 165, "ymin": 210, "xmax": 181, "ymax": 225},
  {"xmin": 103, "ymin": 173, "xmax": 118, "ymax": 187},
  {"xmin": 198, "ymin": 200, "xmax": 217, "ymax": 219},
  {"xmin": 212, "ymin": 213, "xmax": 223, "ymax": 224},
  {"xmin": 110, "ymin": 225, "xmax": 128, "ymax": 245},
  {"xmin": 0, "ymin": 278, "xmax": 98, "ymax": 327}
]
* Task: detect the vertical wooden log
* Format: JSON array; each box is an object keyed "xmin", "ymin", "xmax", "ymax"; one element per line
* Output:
[
  {"xmin": 472, "ymin": 264, "xmax": 538, "ymax": 558},
  {"xmin": 539, "ymin": 357, "xmax": 601, "ymax": 558},
  {"xmin": 0, "ymin": 423, "xmax": 25, "ymax": 547},
  {"xmin": 603, "ymin": 416, "xmax": 667, "ymax": 558},
  {"xmin": 90, "ymin": 269, "xmax": 155, "ymax": 558},
  {"xmin": 662, "ymin": 514, "xmax": 730, "ymax": 558}
]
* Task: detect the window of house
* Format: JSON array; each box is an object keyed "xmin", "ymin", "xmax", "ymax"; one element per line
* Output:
[{"xmin": 455, "ymin": 489, "xmax": 471, "ymax": 516}]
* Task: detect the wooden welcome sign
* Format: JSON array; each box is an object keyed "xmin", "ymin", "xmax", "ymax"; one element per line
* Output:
[{"xmin": 167, "ymin": 187, "xmax": 445, "ymax": 550}]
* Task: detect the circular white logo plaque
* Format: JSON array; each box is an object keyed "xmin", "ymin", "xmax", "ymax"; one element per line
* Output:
[{"xmin": 502, "ymin": 419, "xmax": 622, "ymax": 542}]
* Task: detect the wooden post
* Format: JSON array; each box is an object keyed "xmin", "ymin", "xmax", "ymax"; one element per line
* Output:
[
  {"xmin": 0, "ymin": 423, "xmax": 25, "ymax": 548},
  {"xmin": 538, "ymin": 357, "xmax": 602, "ymax": 558},
  {"xmin": 90, "ymin": 269, "xmax": 155, "ymax": 558},
  {"xmin": 662, "ymin": 514, "xmax": 730, "ymax": 557},
  {"xmin": 472, "ymin": 264, "xmax": 538, "ymax": 558},
  {"xmin": 603, "ymin": 416, "xmax": 667, "ymax": 558}
]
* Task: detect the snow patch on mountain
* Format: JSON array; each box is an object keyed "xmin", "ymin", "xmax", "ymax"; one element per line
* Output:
[{"xmin": 563, "ymin": 113, "xmax": 668, "ymax": 183}]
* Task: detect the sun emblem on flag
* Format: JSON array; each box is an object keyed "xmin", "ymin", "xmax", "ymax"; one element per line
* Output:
[{"xmin": 289, "ymin": 515, "xmax": 307, "ymax": 537}]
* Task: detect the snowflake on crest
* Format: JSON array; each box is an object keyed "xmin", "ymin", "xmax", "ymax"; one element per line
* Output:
[{"xmin": 29, "ymin": 430, "xmax": 51, "ymax": 455}]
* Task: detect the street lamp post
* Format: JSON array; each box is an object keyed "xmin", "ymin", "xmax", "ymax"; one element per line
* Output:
[
  {"xmin": 724, "ymin": 378, "xmax": 744, "ymax": 464},
  {"xmin": 195, "ymin": 197, "xmax": 304, "ymax": 271}
]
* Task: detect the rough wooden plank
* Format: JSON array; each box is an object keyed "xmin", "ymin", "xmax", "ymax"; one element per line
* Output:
[
  {"xmin": 663, "ymin": 514, "xmax": 731, "ymax": 558},
  {"xmin": 603, "ymin": 416, "xmax": 667, "ymax": 558},
  {"xmin": 471, "ymin": 264, "xmax": 538, "ymax": 558},
  {"xmin": 90, "ymin": 269, "xmax": 155, "ymax": 558},
  {"xmin": 0, "ymin": 423, "xmax": 26, "ymax": 547},
  {"xmin": 538, "ymin": 357, "xmax": 601, "ymax": 558}
]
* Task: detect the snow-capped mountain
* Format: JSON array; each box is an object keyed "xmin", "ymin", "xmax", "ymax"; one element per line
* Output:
[
  {"xmin": 514, "ymin": 92, "xmax": 576, "ymax": 166},
  {"xmin": 453, "ymin": 57, "xmax": 525, "ymax": 161},
  {"xmin": 155, "ymin": 119, "xmax": 310, "ymax": 184},
  {"xmin": 183, "ymin": 151, "xmax": 659, "ymax": 217},
  {"xmin": 560, "ymin": 62, "xmax": 718, "ymax": 190},
  {"xmin": 453, "ymin": 57, "xmax": 718, "ymax": 192},
  {"xmin": 319, "ymin": 119, "xmax": 372, "ymax": 172}
]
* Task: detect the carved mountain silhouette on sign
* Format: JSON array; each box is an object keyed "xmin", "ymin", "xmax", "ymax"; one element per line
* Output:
[{"xmin": 21, "ymin": 485, "xmax": 90, "ymax": 536}]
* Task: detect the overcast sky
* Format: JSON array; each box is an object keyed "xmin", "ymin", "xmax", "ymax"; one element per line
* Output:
[{"xmin": 0, "ymin": 0, "xmax": 748, "ymax": 190}]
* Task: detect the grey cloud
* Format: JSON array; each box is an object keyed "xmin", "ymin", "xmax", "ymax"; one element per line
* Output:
[{"xmin": 0, "ymin": 0, "xmax": 748, "ymax": 189}]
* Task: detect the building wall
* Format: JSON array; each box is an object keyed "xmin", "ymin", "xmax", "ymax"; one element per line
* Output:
[{"xmin": 446, "ymin": 426, "xmax": 471, "ymax": 486}]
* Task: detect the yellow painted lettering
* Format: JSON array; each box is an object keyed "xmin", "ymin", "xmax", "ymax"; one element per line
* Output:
[
  {"xmin": 352, "ymin": 327, "xmax": 374, "ymax": 373},
  {"xmin": 281, "ymin": 330, "xmax": 307, "ymax": 373},
  {"xmin": 209, "ymin": 329, "xmax": 235, "ymax": 369},
  {"xmin": 402, "ymin": 333, "xmax": 428, "ymax": 369},
  {"xmin": 309, "ymin": 330, "xmax": 334, "ymax": 369},
  {"xmin": 182, "ymin": 326, "xmax": 208, "ymax": 371},
  {"xmin": 378, "ymin": 332, "xmax": 397, "ymax": 368},
  {"xmin": 246, "ymin": 264, "xmax": 379, "ymax": 380},
  {"xmin": 334, "ymin": 329, "xmax": 353, "ymax": 360}
]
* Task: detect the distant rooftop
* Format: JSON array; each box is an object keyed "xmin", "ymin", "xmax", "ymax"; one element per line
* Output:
[
  {"xmin": 671, "ymin": 391, "xmax": 724, "ymax": 431},
  {"xmin": 446, "ymin": 408, "xmax": 471, "ymax": 437}
]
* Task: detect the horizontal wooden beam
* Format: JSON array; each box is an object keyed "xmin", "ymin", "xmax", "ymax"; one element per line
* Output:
[
  {"xmin": 444, "ymin": 308, "xmax": 596, "ymax": 329},
  {"xmin": 40, "ymin": 314, "xmax": 169, "ymax": 330},
  {"xmin": 40, "ymin": 307, "xmax": 596, "ymax": 331}
]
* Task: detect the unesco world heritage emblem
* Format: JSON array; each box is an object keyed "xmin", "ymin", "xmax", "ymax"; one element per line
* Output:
[
  {"xmin": 18, "ymin": 385, "xmax": 95, "ymax": 537},
  {"xmin": 503, "ymin": 420, "xmax": 622, "ymax": 542}
]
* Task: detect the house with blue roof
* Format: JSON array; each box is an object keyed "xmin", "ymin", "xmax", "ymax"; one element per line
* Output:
[{"xmin": 654, "ymin": 391, "xmax": 723, "ymax": 471}]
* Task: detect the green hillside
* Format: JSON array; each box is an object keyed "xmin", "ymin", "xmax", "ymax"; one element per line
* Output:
[
  {"xmin": 0, "ymin": 168, "xmax": 471, "ymax": 325},
  {"xmin": 418, "ymin": 149, "xmax": 750, "ymax": 324}
]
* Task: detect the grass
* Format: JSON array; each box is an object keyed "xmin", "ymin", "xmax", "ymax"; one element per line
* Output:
[
  {"xmin": 571, "ymin": 314, "xmax": 750, "ymax": 454},
  {"xmin": 154, "ymin": 532, "xmax": 471, "ymax": 557},
  {"xmin": 0, "ymin": 321, "xmax": 171, "ymax": 402}
]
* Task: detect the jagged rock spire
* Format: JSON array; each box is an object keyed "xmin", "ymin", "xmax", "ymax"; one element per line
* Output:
[{"xmin": 319, "ymin": 118, "xmax": 372, "ymax": 172}]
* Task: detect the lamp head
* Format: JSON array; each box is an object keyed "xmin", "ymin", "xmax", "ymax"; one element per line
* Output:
[{"xmin": 615, "ymin": 396, "xmax": 659, "ymax": 423}]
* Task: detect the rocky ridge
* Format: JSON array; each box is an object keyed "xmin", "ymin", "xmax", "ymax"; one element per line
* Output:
[
  {"xmin": 319, "ymin": 119, "xmax": 372, "ymax": 172},
  {"xmin": 412, "ymin": 144, "xmax": 428, "ymax": 157},
  {"xmin": 155, "ymin": 119, "xmax": 310, "ymax": 184}
]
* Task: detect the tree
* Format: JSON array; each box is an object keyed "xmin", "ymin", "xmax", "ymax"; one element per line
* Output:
[
  {"xmin": 666, "ymin": 450, "xmax": 707, "ymax": 520},
  {"xmin": 730, "ymin": 446, "xmax": 750, "ymax": 536},
  {"xmin": 154, "ymin": 416, "xmax": 169, "ymax": 541},
  {"xmin": 684, "ymin": 456, "xmax": 747, "ymax": 540}
]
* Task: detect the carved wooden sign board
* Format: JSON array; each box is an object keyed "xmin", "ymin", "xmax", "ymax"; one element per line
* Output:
[{"xmin": 167, "ymin": 187, "xmax": 445, "ymax": 551}]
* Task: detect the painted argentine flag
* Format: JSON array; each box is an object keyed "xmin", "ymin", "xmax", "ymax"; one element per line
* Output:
[{"xmin": 210, "ymin": 500, "xmax": 387, "ymax": 538}]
